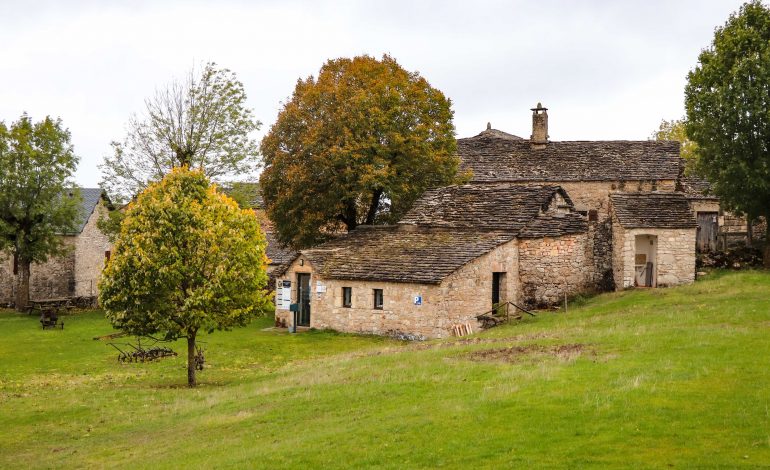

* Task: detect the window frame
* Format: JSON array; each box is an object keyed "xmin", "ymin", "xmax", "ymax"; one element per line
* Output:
[
  {"xmin": 373, "ymin": 288, "xmax": 384, "ymax": 310},
  {"xmin": 342, "ymin": 287, "xmax": 352, "ymax": 308}
]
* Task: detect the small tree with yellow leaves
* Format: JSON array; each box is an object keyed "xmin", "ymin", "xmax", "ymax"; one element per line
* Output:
[{"xmin": 99, "ymin": 167, "xmax": 270, "ymax": 387}]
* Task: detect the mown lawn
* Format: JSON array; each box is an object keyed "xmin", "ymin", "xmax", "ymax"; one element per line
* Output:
[{"xmin": 1, "ymin": 270, "xmax": 769, "ymax": 468}]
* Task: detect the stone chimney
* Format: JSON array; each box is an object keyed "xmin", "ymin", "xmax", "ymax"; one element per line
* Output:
[{"xmin": 530, "ymin": 102, "xmax": 549, "ymax": 149}]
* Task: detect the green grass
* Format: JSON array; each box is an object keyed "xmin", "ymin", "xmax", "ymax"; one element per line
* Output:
[{"xmin": 1, "ymin": 270, "xmax": 769, "ymax": 468}]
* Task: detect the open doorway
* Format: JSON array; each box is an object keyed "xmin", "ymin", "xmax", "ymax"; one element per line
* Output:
[
  {"xmin": 492, "ymin": 272, "xmax": 507, "ymax": 308},
  {"xmin": 634, "ymin": 235, "xmax": 657, "ymax": 287}
]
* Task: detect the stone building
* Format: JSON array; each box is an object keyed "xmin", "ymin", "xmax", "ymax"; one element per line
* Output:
[
  {"xmin": 272, "ymin": 104, "xmax": 702, "ymax": 339},
  {"xmin": 458, "ymin": 103, "xmax": 682, "ymax": 290},
  {"xmin": 0, "ymin": 188, "xmax": 113, "ymax": 305},
  {"xmin": 609, "ymin": 192, "xmax": 697, "ymax": 288},
  {"xmin": 275, "ymin": 185, "xmax": 590, "ymax": 339}
]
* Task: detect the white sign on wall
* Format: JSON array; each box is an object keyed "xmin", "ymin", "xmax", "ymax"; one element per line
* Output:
[
  {"xmin": 277, "ymin": 280, "xmax": 292, "ymax": 310},
  {"xmin": 316, "ymin": 281, "xmax": 326, "ymax": 293}
]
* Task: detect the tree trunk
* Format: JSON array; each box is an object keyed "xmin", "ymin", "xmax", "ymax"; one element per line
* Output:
[
  {"xmin": 14, "ymin": 258, "xmax": 31, "ymax": 312},
  {"xmin": 364, "ymin": 189, "xmax": 383, "ymax": 225},
  {"xmin": 187, "ymin": 332, "xmax": 197, "ymax": 387},
  {"xmin": 340, "ymin": 200, "xmax": 358, "ymax": 231},
  {"xmin": 764, "ymin": 221, "xmax": 770, "ymax": 270},
  {"xmin": 746, "ymin": 216, "xmax": 753, "ymax": 247}
]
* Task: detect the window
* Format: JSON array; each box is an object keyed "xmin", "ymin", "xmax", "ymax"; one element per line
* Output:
[
  {"xmin": 373, "ymin": 289, "xmax": 383, "ymax": 309},
  {"xmin": 588, "ymin": 210, "xmax": 598, "ymax": 222},
  {"xmin": 12, "ymin": 254, "xmax": 18, "ymax": 275},
  {"xmin": 105, "ymin": 250, "xmax": 111, "ymax": 261},
  {"xmin": 342, "ymin": 287, "xmax": 352, "ymax": 308}
]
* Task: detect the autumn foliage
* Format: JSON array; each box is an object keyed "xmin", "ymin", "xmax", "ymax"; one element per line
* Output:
[
  {"xmin": 99, "ymin": 167, "xmax": 271, "ymax": 386},
  {"xmin": 260, "ymin": 55, "xmax": 460, "ymax": 248}
]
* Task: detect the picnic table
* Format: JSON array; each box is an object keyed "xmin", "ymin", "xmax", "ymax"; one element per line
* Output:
[{"xmin": 28, "ymin": 298, "xmax": 72, "ymax": 329}]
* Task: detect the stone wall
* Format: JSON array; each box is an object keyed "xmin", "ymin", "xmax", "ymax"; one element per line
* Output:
[
  {"xmin": 518, "ymin": 233, "xmax": 594, "ymax": 307},
  {"xmin": 508, "ymin": 180, "xmax": 676, "ymax": 292},
  {"xmin": 690, "ymin": 200, "xmax": 720, "ymax": 214},
  {"xmin": 275, "ymin": 239, "xmax": 520, "ymax": 339},
  {"xmin": 74, "ymin": 201, "xmax": 112, "ymax": 298},
  {"xmin": 612, "ymin": 221, "xmax": 696, "ymax": 289},
  {"xmin": 0, "ymin": 253, "xmax": 13, "ymax": 306},
  {"xmin": 0, "ymin": 200, "xmax": 111, "ymax": 304},
  {"xmin": 548, "ymin": 180, "xmax": 676, "ymax": 221},
  {"xmin": 28, "ymin": 239, "xmax": 76, "ymax": 300}
]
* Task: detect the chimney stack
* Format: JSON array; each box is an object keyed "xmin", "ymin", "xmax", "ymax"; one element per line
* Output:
[{"xmin": 530, "ymin": 102, "xmax": 548, "ymax": 149}]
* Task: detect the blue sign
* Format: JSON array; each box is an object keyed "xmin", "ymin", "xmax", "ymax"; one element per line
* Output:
[{"xmin": 414, "ymin": 295, "xmax": 422, "ymax": 306}]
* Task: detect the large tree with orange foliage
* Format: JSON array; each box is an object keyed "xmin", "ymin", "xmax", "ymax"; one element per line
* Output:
[{"xmin": 260, "ymin": 55, "xmax": 460, "ymax": 249}]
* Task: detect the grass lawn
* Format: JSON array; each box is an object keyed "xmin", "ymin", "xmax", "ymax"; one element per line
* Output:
[{"xmin": 1, "ymin": 270, "xmax": 769, "ymax": 468}]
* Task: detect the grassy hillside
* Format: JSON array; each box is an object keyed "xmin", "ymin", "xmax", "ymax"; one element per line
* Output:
[{"xmin": 1, "ymin": 270, "xmax": 769, "ymax": 468}]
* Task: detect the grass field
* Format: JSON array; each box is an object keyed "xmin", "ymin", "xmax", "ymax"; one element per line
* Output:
[{"xmin": 1, "ymin": 270, "xmax": 769, "ymax": 468}]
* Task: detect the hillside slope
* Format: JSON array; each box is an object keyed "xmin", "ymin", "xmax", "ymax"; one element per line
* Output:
[{"xmin": 1, "ymin": 271, "xmax": 768, "ymax": 468}]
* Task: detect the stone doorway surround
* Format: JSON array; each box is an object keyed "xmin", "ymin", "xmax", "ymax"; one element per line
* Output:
[{"xmin": 634, "ymin": 234, "xmax": 657, "ymax": 287}]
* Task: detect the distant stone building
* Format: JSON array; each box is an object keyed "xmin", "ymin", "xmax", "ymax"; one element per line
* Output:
[
  {"xmin": 0, "ymin": 189, "xmax": 113, "ymax": 305},
  {"xmin": 458, "ymin": 103, "xmax": 683, "ymax": 290},
  {"xmin": 272, "ymin": 104, "xmax": 701, "ymax": 339}
]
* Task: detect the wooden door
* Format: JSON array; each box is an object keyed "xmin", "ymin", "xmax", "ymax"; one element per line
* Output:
[{"xmin": 696, "ymin": 212, "xmax": 718, "ymax": 252}]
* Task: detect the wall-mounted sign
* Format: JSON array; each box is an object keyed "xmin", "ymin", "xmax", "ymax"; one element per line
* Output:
[
  {"xmin": 277, "ymin": 280, "xmax": 292, "ymax": 309},
  {"xmin": 414, "ymin": 295, "xmax": 422, "ymax": 306},
  {"xmin": 316, "ymin": 281, "xmax": 326, "ymax": 293}
]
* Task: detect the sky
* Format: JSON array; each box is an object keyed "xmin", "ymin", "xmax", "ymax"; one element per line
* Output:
[{"xmin": 0, "ymin": 0, "xmax": 747, "ymax": 188}]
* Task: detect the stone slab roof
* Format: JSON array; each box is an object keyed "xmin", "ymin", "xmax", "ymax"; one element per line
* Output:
[
  {"xmin": 518, "ymin": 212, "xmax": 588, "ymax": 238},
  {"xmin": 400, "ymin": 184, "xmax": 574, "ymax": 232},
  {"xmin": 64, "ymin": 188, "xmax": 107, "ymax": 235},
  {"xmin": 300, "ymin": 226, "xmax": 517, "ymax": 285},
  {"xmin": 679, "ymin": 175, "xmax": 719, "ymax": 201},
  {"xmin": 264, "ymin": 230, "xmax": 298, "ymax": 267},
  {"xmin": 611, "ymin": 192, "xmax": 697, "ymax": 229},
  {"xmin": 465, "ymin": 126, "xmax": 524, "ymax": 141},
  {"xmin": 458, "ymin": 137, "xmax": 681, "ymax": 182}
]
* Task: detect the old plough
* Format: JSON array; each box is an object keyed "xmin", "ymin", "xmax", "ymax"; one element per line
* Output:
[{"xmin": 108, "ymin": 337, "xmax": 177, "ymax": 363}]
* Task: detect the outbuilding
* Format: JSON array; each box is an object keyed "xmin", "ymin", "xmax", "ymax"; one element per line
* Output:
[{"xmin": 610, "ymin": 192, "xmax": 697, "ymax": 289}]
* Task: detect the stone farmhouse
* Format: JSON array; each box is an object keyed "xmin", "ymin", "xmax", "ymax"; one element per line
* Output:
[
  {"xmin": 0, "ymin": 188, "xmax": 113, "ymax": 306},
  {"xmin": 273, "ymin": 104, "xmax": 705, "ymax": 339}
]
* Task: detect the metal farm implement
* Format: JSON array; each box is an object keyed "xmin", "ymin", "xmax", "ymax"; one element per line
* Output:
[{"xmin": 108, "ymin": 337, "xmax": 178, "ymax": 363}]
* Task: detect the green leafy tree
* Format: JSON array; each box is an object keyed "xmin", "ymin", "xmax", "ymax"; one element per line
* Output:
[
  {"xmin": 101, "ymin": 62, "xmax": 261, "ymax": 202},
  {"xmin": 685, "ymin": 0, "xmax": 770, "ymax": 266},
  {"xmin": 99, "ymin": 167, "xmax": 270, "ymax": 387},
  {"xmin": 652, "ymin": 118, "xmax": 699, "ymax": 174},
  {"xmin": 260, "ymin": 54, "xmax": 460, "ymax": 248},
  {"xmin": 0, "ymin": 115, "xmax": 80, "ymax": 310}
]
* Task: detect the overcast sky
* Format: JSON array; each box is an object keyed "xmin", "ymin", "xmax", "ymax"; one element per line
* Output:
[{"xmin": 0, "ymin": 0, "xmax": 747, "ymax": 188}]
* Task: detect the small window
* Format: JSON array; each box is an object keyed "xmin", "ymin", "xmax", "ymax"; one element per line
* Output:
[
  {"xmin": 105, "ymin": 250, "xmax": 111, "ymax": 261},
  {"xmin": 342, "ymin": 287, "xmax": 352, "ymax": 308},
  {"xmin": 588, "ymin": 210, "xmax": 598, "ymax": 222},
  {"xmin": 12, "ymin": 253, "xmax": 18, "ymax": 275},
  {"xmin": 373, "ymin": 289, "xmax": 383, "ymax": 310}
]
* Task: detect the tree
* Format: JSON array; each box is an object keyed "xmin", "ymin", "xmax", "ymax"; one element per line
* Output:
[
  {"xmin": 99, "ymin": 167, "xmax": 270, "ymax": 387},
  {"xmin": 101, "ymin": 62, "xmax": 261, "ymax": 202},
  {"xmin": 260, "ymin": 54, "xmax": 460, "ymax": 248},
  {"xmin": 652, "ymin": 118, "xmax": 699, "ymax": 174},
  {"xmin": 0, "ymin": 115, "xmax": 80, "ymax": 310},
  {"xmin": 685, "ymin": 0, "xmax": 770, "ymax": 267}
]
